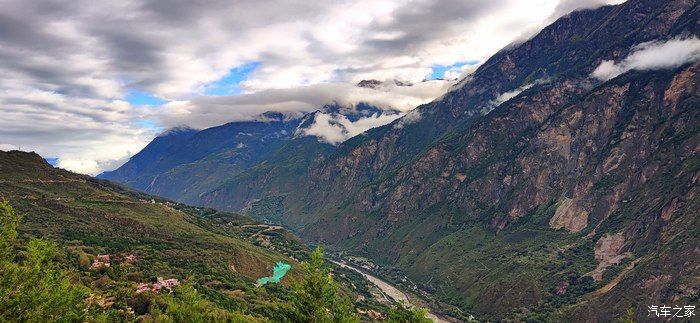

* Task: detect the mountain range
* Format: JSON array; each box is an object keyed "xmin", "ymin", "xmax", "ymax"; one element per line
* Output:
[
  {"xmin": 99, "ymin": 102, "xmax": 401, "ymax": 211},
  {"xmin": 99, "ymin": 0, "xmax": 699, "ymax": 320}
]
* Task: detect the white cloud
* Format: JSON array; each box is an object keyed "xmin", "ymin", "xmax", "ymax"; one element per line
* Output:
[
  {"xmin": 592, "ymin": 37, "xmax": 700, "ymax": 81},
  {"xmin": 393, "ymin": 109, "xmax": 423, "ymax": 129},
  {"xmin": 0, "ymin": 0, "xmax": 628, "ymax": 174},
  {"xmin": 298, "ymin": 112, "xmax": 402, "ymax": 145},
  {"xmin": 0, "ymin": 0, "xmax": 576, "ymax": 99},
  {"xmin": 551, "ymin": 0, "xmax": 627, "ymax": 21},
  {"xmin": 474, "ymin": 79, "xmax": 549, "ymax": 115},
  {"xmin": 0, "ymin": 143, "xmax": 20, "ymax": 151},
  {"xmin": 56, "ymin": 159, "xmax": 100, "ymax": 175},
  {"xmin": 149, "ymin": 81, "xmax": 452, "ymax": 129},
  {"xmin": 0, "ymin": 86, "xmax": 153, "ymax": 175}
]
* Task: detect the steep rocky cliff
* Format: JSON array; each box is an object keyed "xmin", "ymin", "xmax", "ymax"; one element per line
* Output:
[
  {"xmin": 291, "ymin": 0, "xmax": 697, "ymax": 222},
  {"xmin": 273, "ymin": 0, "xmax": 699, "ymax": 320}
]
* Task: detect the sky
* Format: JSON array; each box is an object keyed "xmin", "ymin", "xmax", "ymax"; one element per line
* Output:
[{"xmin": 0, "ymin": 0, "xmax": 626, "ymax": 175}]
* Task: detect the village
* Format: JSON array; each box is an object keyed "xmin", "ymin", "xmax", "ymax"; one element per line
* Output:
[{"xmin": 90, "ymin": 253, "xmax": 181, "ymax": 294}]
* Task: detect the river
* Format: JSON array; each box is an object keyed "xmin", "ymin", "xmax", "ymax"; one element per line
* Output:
[{"xmin": 331, "ymin": 260, "xmax": 450, "ymax": 323}]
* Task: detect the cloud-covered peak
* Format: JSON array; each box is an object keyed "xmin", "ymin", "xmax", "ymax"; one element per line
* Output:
[
  {"xmin": 150, "ymin": 80, "xmax": 452, "ymax": 130},
  {"xmin": 357, "ymin": 79, "xmax": 414, "ymax": 89},
  {"xmin": 156, "ymin": 126, "xmax": 198, "ymax": 138}
]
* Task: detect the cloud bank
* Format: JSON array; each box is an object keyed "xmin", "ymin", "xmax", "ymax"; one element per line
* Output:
[
  {"xmin": 150, "ymin": 80, "xmax": 451, "ymax": 129},
  {"xmin": 551, "ymin": 0, "xmax": 627, "ymax": 21},
  {"xmin": 0, "ymin": 0, "xmax": 627, "ymax": 174},
  {"xmin": 592, "ymin": 37, "xmax": 700, "ymax": 81}
]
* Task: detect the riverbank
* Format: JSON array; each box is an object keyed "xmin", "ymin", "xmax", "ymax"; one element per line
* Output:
[{"xmin": 331, "ymin": 260, "xmax": 453, "ymax": 322}]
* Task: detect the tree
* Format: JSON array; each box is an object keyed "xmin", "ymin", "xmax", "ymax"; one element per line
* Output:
[
  {"xmin": 151, "ymin": 282, "xmax": 259, "ymax": 323},
  {"xmin": 0, "ymin": 200, "xmax": 88, "ymax": 322},
  {"xmin": 290, "ymin": 247, "xmax": 359, "ymax": 322},
  {"xmin": 388, "ymin": 302, "xmax": 431, "ymax": 323},
  {"xmin": 0, "ymin": 200, "xmax": 20, "ymax": 261}
]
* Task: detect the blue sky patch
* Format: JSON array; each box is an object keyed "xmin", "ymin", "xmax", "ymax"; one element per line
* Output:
[
  {"xmin": 428, "ymin": 60, "xmax": 479, "ymax": 80},
  {"xmin": 134, "ymin": 119, "xmax": 160, "ymax": 132},
  {"xmin": 126, "ymin": 90, "xmax": 169, "ymax": 106},
  {"xmin": 205, "ymin": 61, "xmax": 261, "ymax": 96},
  {"xmin": 44, "ymin": 157, "xmax": 59, "ymax": 166}
]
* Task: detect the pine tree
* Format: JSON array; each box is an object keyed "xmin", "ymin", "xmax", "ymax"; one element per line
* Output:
[{"xmin": 290, "ymin": 247, "xmax": 359, "ymax": 322}]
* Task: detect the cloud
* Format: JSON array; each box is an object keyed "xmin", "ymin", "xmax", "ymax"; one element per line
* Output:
[
  {"xmin": 0, "ymin": 0, "xmax": 622, "ymax": 174},
  {"xmin": 551, "ymin": 0, "xmax": 627, "ymax": 20},
  {"xmin": 0, "ymin": 143, "xmax": 20, "ymax": 151},
  {"xmin": 472, "ymin": 79, "xmax": 549, "ymax": 115},
  {"xmin": 0, "ymin": 0, "xmax": 573, "ymax": 99},
  {"xmin": 491, "ymin": 86, "xmax": 531, "ymax": 105},
  {"xmin": 0, "ymin": 87, "xmax": 153, "ymax": 175},
  {"xmin": 149, "ymin": 81, "xmax": 452, "ymax": 129},
  {"xmin": 298, "ymin": 112, "xmax": 402, "ymax": 145},
  {"xmin": 393, "ymin": 109, "xmax": 423, "ymax": 129},
  {"xmin": 592, "ymin": 37, "xmax": 700, "ymax": 81}
]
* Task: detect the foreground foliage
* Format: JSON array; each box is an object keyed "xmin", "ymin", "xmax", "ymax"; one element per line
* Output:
[
  {"xmin": 388, "ymin": 302, "xmax": 431, "ymax": 323},
  {"xmin": 0, "ymin": 198, "xmax": 429, "ymax": 322},
  {"xmin": 288, "ymin": 247, "xmax": 359, "ymax": 322},
  {"xmin": 0, "ymin": 200, "xmax": 87, "ymax": 321}
]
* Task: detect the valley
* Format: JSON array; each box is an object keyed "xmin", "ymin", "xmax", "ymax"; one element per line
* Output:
[
  {"xmin": 98, "ymin": 0, "xmax": 699, "ymax": 320},
  {"xmin": 331, "ymin": 260, "xmax": 455, "ymax": 323},
  {"xmin": 2, "ymin": 0, "xmax": 698, "ymax": 321},
  {"xmin": 0, "ymin": 150, "xmax": 407, "ymax": 321}
]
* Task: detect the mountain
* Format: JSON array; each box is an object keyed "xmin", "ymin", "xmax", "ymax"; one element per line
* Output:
[
  {"xmin": 99, "ymin": 103, "xmax": 401, "ymax": 211},
  {"xmin": 99, "ymin": 112, "xmax": 303, "ymax": 201},
  {"xmin": 0, "ymin": 150, "xmax": 400, "ymax": 320},
  {"xmin": 97, "ymin": 0, "xmax": 699, "ymax": 320},
  {"xmin": 275, "ymin": 0, "xmax": 698, "ymax": 320},
  {"xmin": 100, "ymin": 125, "xmax": 198, "ymax": 188}
]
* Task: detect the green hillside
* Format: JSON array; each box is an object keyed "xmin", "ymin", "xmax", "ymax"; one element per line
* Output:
[{"xmin": 0, "ymin": 150, "xmax": 404, "ymax": 321}]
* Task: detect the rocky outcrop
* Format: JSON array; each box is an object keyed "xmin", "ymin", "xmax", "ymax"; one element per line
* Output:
[
  {"xmin": 549, "ymin": 198, "xmax": 589, "ymax": 233},
  {"xmin": 589, "ymin": 233, "xmax": 631, "ymax": 281}
]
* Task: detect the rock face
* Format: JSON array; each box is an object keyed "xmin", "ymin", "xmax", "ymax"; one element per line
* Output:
[
  {"xmin": 590, "ymin": 234, "xmax": 631, "ymax": 281},
  {"xmin": 549, "ymin": 198, "xmax": 589, "ymax": 232},
  {"xmin": 273, "ymin": 0, "xmax": 698, "ymax": 320},
  {"xmin": 594, "ymin": 234, "xmax": 626, "ymax": 262}
]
